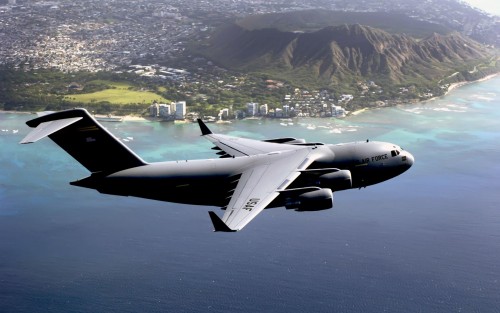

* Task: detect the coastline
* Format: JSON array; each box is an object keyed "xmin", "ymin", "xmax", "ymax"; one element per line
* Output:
[
  {"xmin": 350, "ymin": 108, "xmax": 368, "ymax": 116},
  {"xmin": 122, "ymin": 115, "xmax": 148, "ymax": 122},
  {"xmin": 2, "ymin": 73, "xmax": 499, "ymax": 122},
  {"xmin": 420, "ymin": 72, "xmax": 499, "ymax": 104},
  {"xmin": 444, "ymin": 73, "xmax": 499, "ymax": 96},
  {"xmin": 0, "ymin": 110, "xmax": 152, "ymax": 122}
]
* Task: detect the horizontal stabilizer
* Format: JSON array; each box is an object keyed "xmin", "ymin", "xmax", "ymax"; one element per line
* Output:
[
  {"xmin": 208, "ymin": 211, "xmax": 236, "ymax": 232},
  {"xmin": 20, "ymin": 109, "xmax": 146, "ymax": 173},
  {"xmin": 20, "ymin": 117, "xmax": 82, "ymax": 144},
  {"xmin": 36, "ymin": 111, "xmax": 56, "ymax": 117}
]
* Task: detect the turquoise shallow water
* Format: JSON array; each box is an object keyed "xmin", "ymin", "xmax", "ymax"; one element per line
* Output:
[{"xmin": 1, "ymin": 76, "xmax": 500, "ymax": 312}]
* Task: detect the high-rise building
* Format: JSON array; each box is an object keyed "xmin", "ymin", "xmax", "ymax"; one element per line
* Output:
[
  {"xmin": 283, "ymin": 104, "xmax": 289, "ymax": 117},
  {"xmin": 149, "ymin": 103, "xmax": 159, "ymax": 117},
  {"xmin": 158, "ymin": 104, "xmax": 171, "ymax": 117},
  {"xmin": 247, "ymin": 102, "xmax": 258, "ymax": 116},
  {"xmin": 175, "ymin": 101, "xmax": 186, "ymax": 120},
  {"xmin": 259, "ymin": 104, "xmax": 268, "ymax": 116}
]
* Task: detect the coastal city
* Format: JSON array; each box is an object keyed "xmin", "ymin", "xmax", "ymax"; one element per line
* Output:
[
  {"xmin": 129, "ymin": 60, "xmax": 354, "ymax": 121},
  {"xmin": 148, "ymin": 89, "xmax": 348, "ymax": 121},
  {"xmin": 0, "ymin": 0, "xmax": 498, "ymax": 120},
  {"xmin": 1, "ymin": 0, "xmax": 497, "ymax": 72}
]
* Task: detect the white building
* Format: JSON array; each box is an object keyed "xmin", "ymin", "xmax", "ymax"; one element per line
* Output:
[
  {"xmin": 283, "ymin": 104, "xmax": 290, "ymax": 116},
  {"xmin": 247, "ymin": 102, "xmax": 258, "ymax": 116},
  {"xmin": 175, "ymin": 101, "xmax": 186, "ymax": 120},
  {"xmin": 339, "ymin": 94, "xmax": 354, "ymax": 103},
  {"xmin": 169, "ymin": 102, "xmax": 176, "ymax": 113},
  {"xmin": 332, "ymin": 105, "xmax": 346, "ymax": 117},
  {"xmin": 158, "ymin": 104, "xmax": 171, "ymax": 117},
  {"xmin": 259, "ymin": 103, "xmax": 268, "ymax": 116},
  {"xmin": 219, "ymin": 108, "xmax": 229, "ymax": 120},
  {"xmin": 275, "ymin": 108, "xmax": 283, "ymax": 118},
  {"xmin": 149, "ymin": 103, "xmax": 159, "ymax": 117}
]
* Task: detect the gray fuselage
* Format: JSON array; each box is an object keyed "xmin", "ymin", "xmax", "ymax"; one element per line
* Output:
[{"xmin": 72, "ymin": 140, "xmax": 414, "ymax": 208}]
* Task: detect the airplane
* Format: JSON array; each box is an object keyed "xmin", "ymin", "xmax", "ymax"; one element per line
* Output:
[{"xmin": 20, "ymin": 108, "xmax": 414, "ymax": 232}]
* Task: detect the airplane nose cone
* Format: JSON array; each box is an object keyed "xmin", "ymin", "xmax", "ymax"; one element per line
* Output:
[{"xmin": 404, "ymin": 151, "xmax": 414, "ymax": 168}]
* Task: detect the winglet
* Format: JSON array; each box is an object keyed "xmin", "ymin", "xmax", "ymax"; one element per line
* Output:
[
  {"xmin": 208, "ymin": 211, "xmax": 236, "ymax": 232},
  {"xmin": 197, "ymin": 119, "xmax": 212, "ymax": 136}
]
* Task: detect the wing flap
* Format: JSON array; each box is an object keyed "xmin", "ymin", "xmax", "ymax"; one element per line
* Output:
[{"xmin": 209, "ymin": 148, "xmax": 318, "ymax": 231}]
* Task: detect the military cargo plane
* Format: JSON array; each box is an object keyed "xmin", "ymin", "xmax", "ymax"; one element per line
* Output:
[{"xmin": 21, "ymin": 109, "xmax": 414, "ymax": 232}]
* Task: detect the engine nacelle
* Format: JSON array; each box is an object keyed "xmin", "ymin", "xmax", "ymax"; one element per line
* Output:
[
  {"xmin": 318, "ymin": 170, "xmax": 352, "ymax": 191},
  {"xmin": 285, "ymin": 188, "xmax": 333, "ymax": 212}
]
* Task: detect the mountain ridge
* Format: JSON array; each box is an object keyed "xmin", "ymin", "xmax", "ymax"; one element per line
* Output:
[
  {"xmin": 202, "ymin": 22, "xmax": 495, "ymax": 88},
  {"xmin": 235, "ymin": 9, "xmax": 453, "ymax": 38}
]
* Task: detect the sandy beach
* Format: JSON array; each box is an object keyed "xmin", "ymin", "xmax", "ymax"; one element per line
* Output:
[{"xmin": 445, "ymin": 73, "xmax": 499, "ymax": 96}]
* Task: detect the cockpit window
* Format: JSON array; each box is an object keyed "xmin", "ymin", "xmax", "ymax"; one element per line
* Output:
[{"xmin": 391, "ymin": 150, "xmax": 400, "ymax": 157}]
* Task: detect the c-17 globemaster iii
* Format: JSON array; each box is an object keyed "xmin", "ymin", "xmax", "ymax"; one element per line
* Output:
[{"xmin": 21, "ymin": 109, "xmax": 414, "ymax": 232}]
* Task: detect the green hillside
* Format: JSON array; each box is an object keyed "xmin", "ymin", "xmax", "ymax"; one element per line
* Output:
[{"xmin": 64, "ymin": 81, "xmax": 168, "ymax": 105}]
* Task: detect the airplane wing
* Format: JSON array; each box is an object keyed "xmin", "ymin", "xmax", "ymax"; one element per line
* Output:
[
  {"xmin": 198, "ymin": 119, "xmax": 303, "ymax": 157},
  {"xmin": 208, "ymin": 148, "xmax": 318, "ymax": 232}
]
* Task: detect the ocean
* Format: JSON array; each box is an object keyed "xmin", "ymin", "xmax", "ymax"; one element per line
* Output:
[{"xmin": 1, "ymin": 76, "xmax": 500, "ymax": 312}]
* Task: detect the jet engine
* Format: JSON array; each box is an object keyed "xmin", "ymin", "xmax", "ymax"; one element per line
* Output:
[
  {"xmin": 285, "ymin": 188, "xmax": 333, "ymax": 211},
  {"xmin": 318, "ymin": 170, "xmax": 352, "ymax": 191}
]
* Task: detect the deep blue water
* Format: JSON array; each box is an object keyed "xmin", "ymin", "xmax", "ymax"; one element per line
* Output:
[{"xmin": 1, "ymin": 76, "xmax": 500, "ymax": 312}]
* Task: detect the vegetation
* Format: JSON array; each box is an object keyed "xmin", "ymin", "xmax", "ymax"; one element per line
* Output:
[
  {"xmin": 0, "ymin": 65, "xmax": 287, "ymax": 116},
  {"xmin": 0, "ymin": 69, "xmax": 170, "ymax": 115},
  {"xmin": 64, "ymin": 81, "xmax": 168, "ymax": 105},
  {"xmin": 1, "ymin": 53, "xmax": 499, "ymax": 117}
]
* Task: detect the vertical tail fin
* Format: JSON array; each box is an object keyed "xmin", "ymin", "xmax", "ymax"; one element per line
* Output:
[{"xmin": 21, "ymin": 109, "xmax": 146, "ymax": 173}]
